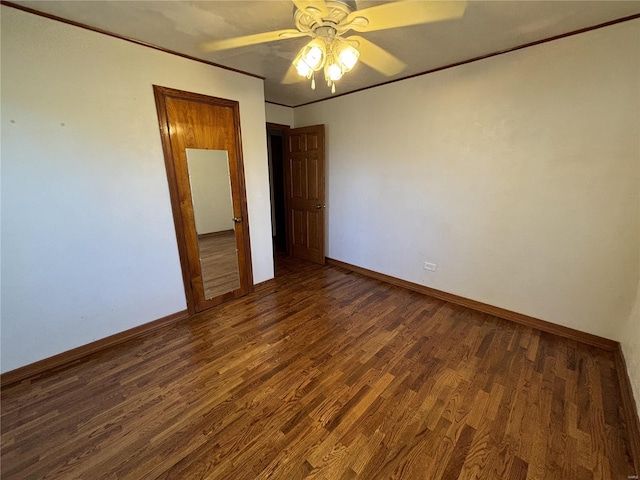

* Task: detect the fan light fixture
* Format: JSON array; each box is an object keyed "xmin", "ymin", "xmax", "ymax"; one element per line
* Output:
[
  {"xmin": 292, "ymin": 26, "xmax": 359, "ymax": 93},
  {"xmin": 200, "ymin": 0, "xmax": 467, "ymax": 95}
]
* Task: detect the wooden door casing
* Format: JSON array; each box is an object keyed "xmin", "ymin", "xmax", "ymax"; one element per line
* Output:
[
  {"xmin": 286, "ymin": 125, "xmax": 325, "ymax": 264},
  {"xmin": 154, "ymin": 86, "xmax": 253, "ymax": 314}
]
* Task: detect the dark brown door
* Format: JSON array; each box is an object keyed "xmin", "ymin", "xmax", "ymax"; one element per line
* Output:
[
  {"xmin": 154, "ymin": 86, "xmax": 253, "ymax": 314},
  {"xmin": 285, "ymin": 125, "xmax": 325, "ymax": 264}
]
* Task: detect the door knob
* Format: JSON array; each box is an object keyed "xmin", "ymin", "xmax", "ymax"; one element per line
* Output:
[
  {"xmin": 232, "ymin": 217, "xmax": 242, "ymax": 223},
  {"xmin": 315, "ymin": 204, "xmax": 325, "ymax": 209}
]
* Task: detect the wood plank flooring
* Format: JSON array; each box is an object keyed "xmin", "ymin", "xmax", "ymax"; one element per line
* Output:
[
  {"xmin": 1, "ymin": 256, "xmax": 636, "ymax": 479},
  {"xmin": 198, "ymin": 231, "xmax": 240, "ymax": 299}
]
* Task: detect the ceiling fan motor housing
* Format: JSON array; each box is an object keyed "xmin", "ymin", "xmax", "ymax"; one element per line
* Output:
[{"xmin": 294, "ymin": 0, "xmax": 358, "ymax": 34}]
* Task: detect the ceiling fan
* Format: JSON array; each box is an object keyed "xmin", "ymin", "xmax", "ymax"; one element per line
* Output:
[{"xmin": 201, "ymin": 0, "xmax": 466, "ymax": 93}]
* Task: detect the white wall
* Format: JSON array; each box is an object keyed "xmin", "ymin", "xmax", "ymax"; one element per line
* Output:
[
  {"xmin": 187, "ymin": 149, "xmax": 234, "ymax": 234},
  {"xmin": 295, "ymin": 19, "xmax": 640, "ymax": 341},
  {"xmin": 621, "ymin": 275, "xmax": 640, "ymax": 413},
  {"xmin": 265, "ymin": 103, "xmax": 294, "ymax": 126},
  {"xmin": 0, "ymin": 6, "xmax": 273, "ymax": 373}
]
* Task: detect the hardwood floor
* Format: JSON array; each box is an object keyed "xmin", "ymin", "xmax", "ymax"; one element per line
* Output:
[
  {"xmin": 1, "ymin": 257, "xmax": 636, "ymax": 479},
  {"xmin": 198, "ymin": 231, "xmax": 240, "ymax": 298}
]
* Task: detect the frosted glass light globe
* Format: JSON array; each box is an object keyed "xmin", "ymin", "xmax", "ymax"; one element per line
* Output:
[{"xmin": 327, "ymin": 63, "xmax": 343, "ymax": 81}]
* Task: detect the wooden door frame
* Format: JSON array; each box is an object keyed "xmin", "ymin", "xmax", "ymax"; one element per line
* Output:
[{"xmin": 154, "ymin": 85, "xmax": 253, "ymax": 315}]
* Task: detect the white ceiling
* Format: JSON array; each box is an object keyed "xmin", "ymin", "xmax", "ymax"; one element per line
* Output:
[{"xmin": 11, "ymin": 0, "xmax": 640, "ymax": 106}]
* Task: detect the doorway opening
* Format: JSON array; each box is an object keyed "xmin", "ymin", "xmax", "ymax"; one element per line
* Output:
[
  {"xmin": 267, "ymin": 122, "xmax": 326, "ymax": 276},
  {"xmin": 267, "ymin": 123, "xmax": 289, "ymax": 260}
]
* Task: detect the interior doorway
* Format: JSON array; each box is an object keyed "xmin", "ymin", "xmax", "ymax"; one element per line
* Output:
[
  {"xmin": 267, "ymin": 123, "xmax": 289, "ymax": 257},
  {"xmin": 267, "ymin": 122, "xmax": 326, "ymax": 271}
]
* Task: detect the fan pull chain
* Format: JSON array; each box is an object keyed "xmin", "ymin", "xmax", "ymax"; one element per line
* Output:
[
  {"xmin": 331, "ymin": 83, "xmax": 336, "ymax": 94},
  {"xmin": 311, "ymin": 73, "xmax": 316, "ymax": 90}
]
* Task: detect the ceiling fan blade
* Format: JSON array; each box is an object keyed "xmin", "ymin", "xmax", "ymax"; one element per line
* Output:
[
  {"xmin": 201, "ymin": 29, "xmax": 306, "ymax": 52},
  {"xmin": 282, "ymin": 64, "xmax": 303, "ymax": 84},
  {"xmin": 347, "ymin": 36, "xmax": 406, "ymax": 76},
  {"xmin": 346, "ymin": 1, "xmax": 466, "ymax": 33},
  {"xmin": 292, "ymin": 0, "xmax": 330, "ymax": 18}
]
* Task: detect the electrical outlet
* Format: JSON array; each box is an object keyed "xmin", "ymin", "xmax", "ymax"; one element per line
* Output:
[{"xmin": 423, "ymin": 262, "xmax": 437, "ymax": 272}]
